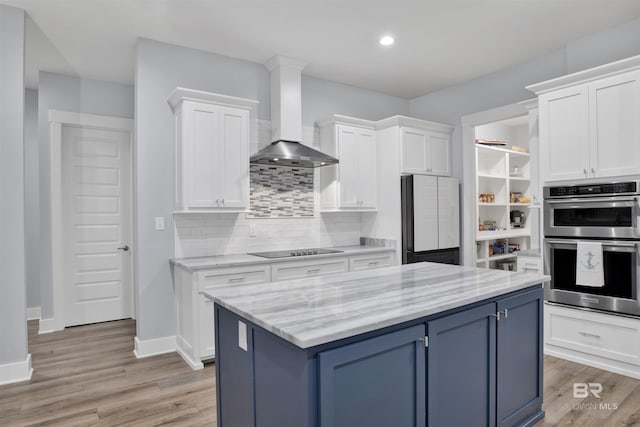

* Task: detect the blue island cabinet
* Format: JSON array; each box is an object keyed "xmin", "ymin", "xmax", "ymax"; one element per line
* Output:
[
  {"xmin": 428, "ymin": 287, "xmax": 544, "ymax": 427},
  {"xmin": 214, "ymin": 285, "xmax": 543, "ymax": 427}
]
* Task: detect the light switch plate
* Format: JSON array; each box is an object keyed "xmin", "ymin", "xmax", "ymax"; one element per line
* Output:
[
  {"xmin": 238, "ymin": 321, "xmax": 247, "ymax": 351},
  {"xmin": 155, "ymin": 216, "xmax": 165, "ymax": 231}
]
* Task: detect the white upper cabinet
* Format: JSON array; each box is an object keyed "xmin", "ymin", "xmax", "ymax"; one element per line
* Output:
[
  {"xmin": 319, "ymin": 116, "xmax": 377, "ymax": 211},
  {"xmin": 538, "ymin": 86, "xmax": 589, "ymax": 181},
  {"xmin": 168, "ymin": 88, "xmax": 258, "ymax": 212},
  {"xmin": 529, "ymin": 57, "xmax": 640, "ymax": 183},
  {"xmin": 401, "ymin": 127, "xmax": 452, "ymax": 176},
  {"xmin": 589, "ymin": 71, "xmax": 640, "ymax": 178}
]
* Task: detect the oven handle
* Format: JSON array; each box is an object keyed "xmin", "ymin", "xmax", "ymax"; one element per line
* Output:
[
  {"xmin": 544, "ymin": 196, "xmax": 638, "ymax": 204},
  {"xmin": 544, "ymin": 197, "xmax": 638, "ymax": 209},
  {"xmin": 545, "ymin": 238, "xmax": 638, "ymax": 250}
]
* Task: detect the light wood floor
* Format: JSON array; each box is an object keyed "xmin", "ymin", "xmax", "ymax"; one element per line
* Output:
[
  {"xmin": 2, "ymin": 320, "xmax": 640, "ymax": 426},
  {"xmin": 0, "ymin": 320, "xmax": 216, "ymax": 426}
]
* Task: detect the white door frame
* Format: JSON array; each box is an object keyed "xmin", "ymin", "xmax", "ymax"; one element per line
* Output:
[
  {"xmin": 460, "ymin": 100, "xmax": 538, "ymax": 267},
  {"xmin": 48, "ymin": 110, "xmax": 134, "ymax": 331}
]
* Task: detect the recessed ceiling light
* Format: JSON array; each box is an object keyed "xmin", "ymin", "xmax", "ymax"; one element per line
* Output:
[
  {"xmin": 380, "ymin": 35, "xmax": 394, "ymax": 46},
  {"xmin": 273, "ymin": 158, "xmax": 279, "ymax": 161}
]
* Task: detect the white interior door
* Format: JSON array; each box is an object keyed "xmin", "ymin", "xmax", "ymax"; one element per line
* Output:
[{"xmin": 62, "ymin": 125, "xmax": 132, "ymax": 326}]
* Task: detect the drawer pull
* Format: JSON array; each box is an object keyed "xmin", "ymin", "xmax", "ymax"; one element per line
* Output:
[
  {"xmin": 368, "ymin": 261, "xmax": 379, "ymax": 266},
  {"xmin": 229, "ymin": 277, "xmax": 246, "ymax": 283},
  {"xmin": 307, "ymin": 268, "xmax": 321, "ymax": 274},
  {"xmin": 579, "ymin": 331, "xmax": 601, "ymax": 339}
]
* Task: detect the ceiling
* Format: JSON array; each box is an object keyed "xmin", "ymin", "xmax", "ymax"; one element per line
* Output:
[{"xmin": 6, "ymin": 0, "xmax": 640, "ymax": 98}]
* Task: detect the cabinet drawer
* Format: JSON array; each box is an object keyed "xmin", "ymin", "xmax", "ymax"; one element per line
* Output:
[
  {"xmin": 545, "ymin": 304, "xmax": 640, "ymax": 366},
  {"xmin": 197, "ymin": 265, "xmax": 271, "ymax": 292},
  {"xmin": 272, "ymin": 258, "xmax": 348, "ymax": 282},
  {"xmin": 349, "ymin": 252, "xmax": 395, "ymax": 271},
  {"xmin": 517, "ymin": 257, "xmax": 542, "ymax": 274}
]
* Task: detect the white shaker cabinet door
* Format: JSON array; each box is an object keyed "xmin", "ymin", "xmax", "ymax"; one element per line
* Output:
[
  {"xmin": 428, "ymin": 132, "xmax": 451, "ymax": 176},
  {"xmin": 539, "ymin": 86, "xmax": 589, "ymax": 182},
  {"xmin": 412, "ymin": 175, "xmax": 439, "ymax": 252},
  {"xmin": 337, "ymin": 125, "xmax": 360, "ymax": 208},
  {"xmin": 589, "ymin": 70, "xmax": 640, "ymax": 179},
  {"xmin": 357, "ymin": 128, "xmax": 377, "ymax": 208},
  {"xmin": 218, "ymin": 106, "xmax": 249, "ymax": 209},
  {"xmin": 401, "ymin": 128, "xmax": 429, "ymax": 175},
  {"xmin": 186, "ymin": 102, "xmax": 220, "ymax": 208}
]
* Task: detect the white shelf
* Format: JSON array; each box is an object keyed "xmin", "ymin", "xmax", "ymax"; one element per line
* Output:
[
  {"xmin": 478, "ymin": 173, "xmax": 506, "ymax": 180},
  {"xmin": 509, "ymin": 203, "xmax": 531, "ymax": 207},
  {"xmin": 476, "ymin": 229, "xmax": 531, "ymax": 241},
  {"xmin": 476, "ymin": 144, "xmax": 530, "ymax": 156},
  {"xmin": 477, "ymin": 253, "xmax": 518, "ymax": 263},
  {"xmin": 509, "ymin": 176, "xmax": 530, "ymax": 181},
  {"xmin": 479, "ymin": 203, "xmax": 507, "ymax": 207}
]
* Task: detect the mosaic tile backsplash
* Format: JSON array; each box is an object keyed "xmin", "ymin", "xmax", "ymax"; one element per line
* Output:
[{"xmin": 248, "ymin": 164, "xmax": 314, "ymax": 218}]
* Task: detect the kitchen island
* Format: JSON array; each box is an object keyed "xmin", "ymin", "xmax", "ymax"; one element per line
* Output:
[{"xmin": 208, "ymin": 262, "xmax": 549, "ymax": 427}]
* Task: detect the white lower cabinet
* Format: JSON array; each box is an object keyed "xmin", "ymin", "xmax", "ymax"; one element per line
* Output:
[
  {"xmin": 544, "ymin": 303, "xmax": 640, "ymax": 379},
  {"xmin": 175, "ymin": 264, "xmax": 271, "ymax": 369},
  {"xmin": 348, "ymin": 252, "xmax": 395, "ymax": 272},
  {"xmin": 174, "ymin": 250, "xmax": 396, "ymax": 370},
  {"xmin": 516, "ymin": 255, "xmax": 542, "ymax": 274},
  {"xmin": 271, "ymin": 258, "xmax": 348, "ymax": 282}
]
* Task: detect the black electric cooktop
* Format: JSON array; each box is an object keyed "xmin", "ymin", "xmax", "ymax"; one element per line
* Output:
[{"xmin": 248, "ymin": 248, "xmax": 343, "ymax": 259}]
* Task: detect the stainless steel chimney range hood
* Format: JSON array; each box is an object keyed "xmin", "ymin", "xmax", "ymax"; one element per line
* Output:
[
  {"xmin": 250, "ymin": 140, "xmax": 338, "ymax": 168},
  {"xmin": 250, "ymin": 55, "xmax": 338, "ymax": 169}
]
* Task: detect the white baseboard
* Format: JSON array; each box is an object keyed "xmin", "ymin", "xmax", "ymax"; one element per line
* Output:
[
  {"xmin": 26, "ymin": 307, "xmax": 41, "ymax": 320},
  {"xmin": 0, "ymin": 354, "xmax": 33, "ymax": 385},
  {"xmin": 133, "ymin": 335, "xmax": 176, "ymax": 359},
  {"xmin": 545, "ymin": 345, "xmax": 640, "ymax": 380},
  {"xmin": 38, "ymin": 317, "xmax": 65, "ymax": 334},
  {"xmin": 176, "ymin": 336, "xmax": 204, "ymax": 370}
]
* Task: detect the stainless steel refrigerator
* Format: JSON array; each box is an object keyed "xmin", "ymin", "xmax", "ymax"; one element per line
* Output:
[{"xmin": 401, "ymin": 175, "xmax": 460, "ymax": 265}]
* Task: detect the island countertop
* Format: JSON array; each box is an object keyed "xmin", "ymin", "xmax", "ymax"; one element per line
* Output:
[{"xmin": 207, "ymin": 262, "xmax": 550, "ymax": 349}]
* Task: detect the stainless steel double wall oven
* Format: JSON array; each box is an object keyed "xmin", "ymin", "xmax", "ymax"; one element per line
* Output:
[{"xmin": 543, "ymin": 180, "xmax": 640, "ymax": 316}]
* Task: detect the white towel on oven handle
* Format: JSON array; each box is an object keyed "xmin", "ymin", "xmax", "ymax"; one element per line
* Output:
[{"xmin": 576, "ymin": 241, "xmax": 604, "ymax": 288}]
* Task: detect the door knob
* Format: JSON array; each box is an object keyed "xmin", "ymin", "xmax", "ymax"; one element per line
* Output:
[{"xmin": 118, "ymin": 245, "xmax": 129, "ymax": 251}]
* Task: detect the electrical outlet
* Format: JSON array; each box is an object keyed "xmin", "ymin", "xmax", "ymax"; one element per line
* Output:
[
  {"xmin": 238, "ymin": 321, "xmax": 247, "ymax": 351},
  {"xmin": 249, "ymin": 223, "xmax": 256, "ymax": 237},
  {"xmin": 155, "ymin": 216, "xmax": 165, "ymax": 231}
]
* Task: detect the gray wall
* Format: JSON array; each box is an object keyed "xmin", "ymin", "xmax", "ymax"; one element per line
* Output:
[
  {"xmin": 409, "ymin": 16, "xmax": 640, "ymax": 180},
  {"xmin": 24, "ymin": 88, "xmax": 40, "ymax": 310},
  {"xmin": 302, "ymin": 76, "xmax": 410, "ymax": 125},
  {"xmin": 134, "ymin": 38, "xmax": 410, "ymax": 342},
  {"xmin": 0, "ymin": 4, "xmax": 27, "ymax": 365},
  {"xmin": 38, "ymin": 72, "xmax": 134, "ymax": 320}
]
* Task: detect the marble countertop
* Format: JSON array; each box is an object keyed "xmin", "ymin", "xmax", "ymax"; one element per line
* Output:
[
  {"xmin": 207, "ymin": 262, "xmax": 550, "ymax": 349},
  {"xmin": 171, "ymin": 245, "xmax": 395, "ymax": 271}
]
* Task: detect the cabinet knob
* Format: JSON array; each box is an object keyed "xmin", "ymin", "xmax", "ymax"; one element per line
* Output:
[
  {"xmin": 591, "ymin": 168, "xmax": 595, "ymax": 175},
  {"xmin": 583, "ymin": 169, "xmax": 588, "ymax": 176},
  {"xmin": 216, "ymin": 199, "xmax": 219, "ymax": 205},
  {"xmin": 221, "ymin": 198, "xmax": 224, "ymax": 205}
]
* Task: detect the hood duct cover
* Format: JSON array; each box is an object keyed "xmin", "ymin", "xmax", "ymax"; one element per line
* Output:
[
  {"xmin": 250, "ymin": 55, "xmax": 338, "ymax": 169},
  {"xmin": 250, "ymin": 140, "xmax": 338, "ymax": 168}
]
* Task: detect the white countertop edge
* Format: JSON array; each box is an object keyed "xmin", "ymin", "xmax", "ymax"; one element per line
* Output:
[
  {"xmin": 206, "ymin": 275, "xmax": 548, "ymax": 349},
  {"xmin": 171, "ymin": 245, "xmax": 396, "ymax": 271}
]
